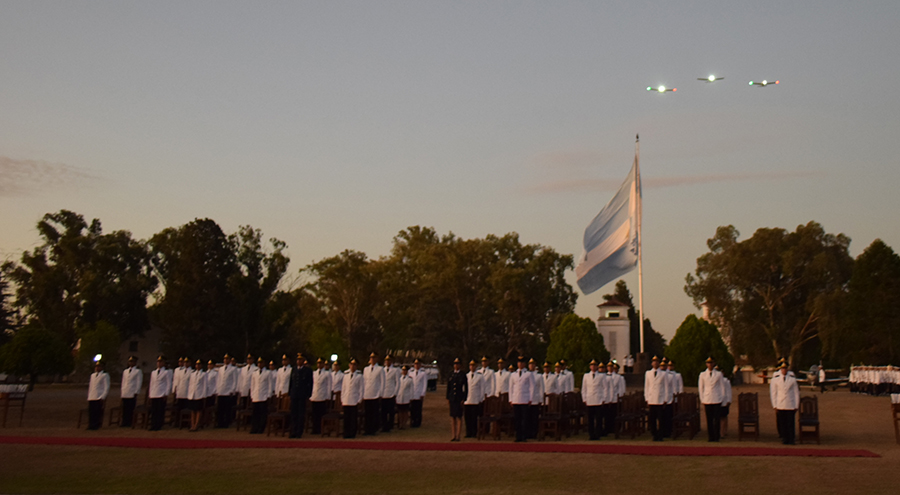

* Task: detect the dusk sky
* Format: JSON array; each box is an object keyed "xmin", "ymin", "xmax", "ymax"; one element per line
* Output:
[{"xmin": 2, "ymin": 1, "xmax": 899, "ymax": 340}]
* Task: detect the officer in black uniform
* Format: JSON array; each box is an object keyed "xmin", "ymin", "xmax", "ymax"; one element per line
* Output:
[
  {"xmin": 446, "ymin": 357, "xmax": 467, "ymax": 442},
  {"xmin": 289, "ymin": 353, "xmax": 313, "ymax": 438}
]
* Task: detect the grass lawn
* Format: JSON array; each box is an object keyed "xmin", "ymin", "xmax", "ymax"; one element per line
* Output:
[{"xmin": 1, "ymin": 382, "xmax": 898, "ymax": 494}]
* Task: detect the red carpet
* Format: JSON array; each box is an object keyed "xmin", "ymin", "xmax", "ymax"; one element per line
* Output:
[{"xmin": 0, "ymin": 435, "xmax": 879, "ymax": 457}]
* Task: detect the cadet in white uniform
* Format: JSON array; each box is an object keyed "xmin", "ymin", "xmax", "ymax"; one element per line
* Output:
[
  {"xmin": 237, "ymin": 354, "xmax": 257, "ymax": 409},
  {"xmin": 581, "ymin": 359, "xmax": 605, "ymax": 440},
  {"xmin": 542, "ymin": 362, "xmax": 559, "ymax": 396},
  {"xmin": 148, "ymin": 356, "xmax": 172, "ymax": 431},
  {"xmin": 770, "ymin": 362, "xmax": 800, "ymax": 445},
  {"xmin": 464, "ymin": 360, "xmax": 484, "ymax": 438},
  {"xmin": 396, "ymin": 365, "xmax": 414, "ymax": 429},
  {"xmin": 363, "ymin": 352, "xmax": 384, "ymax": 435},
  {"xmin": 602, "ymin": 361, "xmax": 618, "ymax": 437},
  {"xmin": 331, "ymin": 360, "xmax": 343, "ymax": 399},
  {"xmin": 249, "ymin": 357, "xmax": 271, "ymax": 434},
  {"xmin": 215, "ymin": 354, "xmax": 237, "ymax": 428},
  {"xmin": 119, "ymin": 356, "xmax": 142, "ymax": 428},
  {"xmin": 205, "ymin": 360, "xmax": 218, "ymax": 412},
  {"xmin": 644, "ymin": 356, "xmax": 667, "ymax": 441},
  {"xmin": 478, "ymin": 357, "xmax": 496, "ymax": 398},
  {"xmin": 494, "ymin": 359, "xmax": 510, "ymax": 400},
  {"xmin": 409, "ymin": 358, "xmax": 428, "ymax": 428},
  {"xmin": 507, "ymin": 356, "xmax": 533, "ymax": 442},
  {"xmin": 173, "ymin": 357, "xmax": 192, "ymax": 414},
  {"xmin": 558, "ymin": 360, "xmax": 575, "ymax": 393},
  {"xmin": 267, "ymin": 361, "xmax": 277, "ymax": 397},
  {"xmin": 698, "ymin": 357, "xmax": 725, "ymax": 442},
  {"xmin": 660, "ymin": 358, "xmax": 674, "ymax": 438},
  {"xmin": 719, "ymin": 367, "xmax": 732, "ymax": 439},
  {"xmin": 381, "ymin": 355, "xmax": 400, "ymax": 432},
  {"xmin": 276, "ymin": 355, "xmax": 292, "ymax": 397},
  {"xmin": 341, "ymin": 358, "xmax": 364, "ymax": 438},
  {"xmin": 86, "ymin": 360, "xmax": 110, "ymax": 430},
  {"xmin": 310, "ymin": 357, "xmax": 333, "ymax": 435},
  {"xmin": 527, "ymin": 359, "xmax": 544, "ymax": 439},
  {"xmin": 187, "ymin": 359, "xmax": 208, "ymax": 431}
]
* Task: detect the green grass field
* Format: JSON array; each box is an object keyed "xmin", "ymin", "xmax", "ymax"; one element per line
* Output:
[{"xmin": 1, "ymin": 383, "xmax": 898, "ymax": 494}]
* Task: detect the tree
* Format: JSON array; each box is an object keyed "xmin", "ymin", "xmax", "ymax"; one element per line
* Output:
[
  {"xmin": 546, "ymin": 314, "xmax": 609, "ymax": 383},
  {"xmin": 0, "ymin": 323, "xmax": 74, "ymax": 389},
  {"xmin": 303, "ymin": 250, "xmax": 381, "ymax": 360},
  {"xmin": 0, "ymin": 271, "xmax": 15, "ymax": 346},
  {"xmin": 665, "ymin": 314, "xmax": 734, "ymax": 386},
  {"xmin": 819, "ymin": 239, "xmax": 900, "ymax": 366},
  {"xmin": 4, "ymin": 210, "xmax": 157, "ymax": 348},
  {"xmin": 685, "ymin": 222, "xmax": 853, "ymax": 368},
  {"xmin": 602, "ymin": 280, "xmax": 667, "ymax": 358},
  {"xmin": 76, "ymin": 321, "xmax": 121, "ymax": 376}
]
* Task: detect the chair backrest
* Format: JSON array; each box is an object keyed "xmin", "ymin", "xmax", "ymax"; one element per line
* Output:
[
  {"xmin": 483, "ymin": 396, "xmax": 501, "ymax": 416},
  {"xmin": 278, "ymin": 395, "xmax": 292, "ymax": 412},
  {"xmin": 738, "ymin": 392, "xmax": 759, "ymax": 416},
  {"xmin": 799, "ymin": 396, "xmax": 818, "ymax": 419},
  {"xmin": 545, "ymin": 393, "xmax": 562, "ymax": 415},
  {"xmin": 330, "ymin": 392, "xmax": 342, "ymax": 411}
]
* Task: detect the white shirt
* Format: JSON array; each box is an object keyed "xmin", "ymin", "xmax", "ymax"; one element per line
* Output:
[
  {"xmin": 494, "ymin": 369, "xmax": 510, "ymax": 395},
  {"xmin": 382, "ymin": 365, "xmax": 400, "ymax": 399},
  {"xmin": 174, "ymin": 366, "xmax": 192, "ymax": 399},
  {"xmin": 341, "ymin": 370, "xmax": 364, "ymax": 406},
  {"xmin": 644, "ymin": 368, "xmax": 667, "ymax": 405},
  {"xmin": 275, "ymin": 365, "xmax": 292, "ymax": 396},
  {"xmin": 311, "ymin": 368, "xmax": 333, "ymax": 402},
  {"xmin": 507, "ymin": 368, "xmax": 533, "ymax": 405},
  {"xmin": 722, "ymin": 377, "xmax": 733, "ymax": 406},
  {"xmin": 216, "ymin": 365, "xmax": 237, "ymax": 396},
  {"xmin": 531, "ymin": 370, "xmax": 544, "ymax": 404},
  {"xmin": 396, "ymin": 375, "xmax": 414, "ymax": 405},
  {"xmin": 363, "ymin": 364, "xmax": 384, "ymax": 400},
  {"xmin": 698, "ymin": 368, "xmax": 725, "ymax": 405},
  {"xmin": 120, "ymin": 366, "xmax": 142, "ymax": 399},
  {"xmin": 770, "ymin": 372, "xmax": 800, "ymax": 410},
  {"xmin": 559, "ymin": 370, "xmax": 575, "ymax": 393},
  {"xmin": 238, "ymin": 364, "xmax": 257, "ymax": 397},
  {"xmin": 88, "ymin": 371, "xmax": 110, "ymax": 401},
  {"xmin": 250, "ymin": 368, "xmax": 271, "ymax": 403},
  {"xmin": 331, "ymin": 369, "xmax": 344, "ymax": 394},
  {"xmin": 613, "ymin": 372, "xmax": 627, "ymax": 400},
  {"xmin": 581, "ymin": 371, "xmax": 607, "ymax": 406},
  {"xmin": 187, "ymin": 369, "xmax": 208, "ymax": 400},
  {"xmin": 148, "ymin": 368, "xmax": 172, "ymax": 399},
  {"xmin": 671, "ymin": 372, "xmax": 684, "ymax": 395},
  {"xmin": 411, "ymin": 367, "xmax": 428, "ymax": 399},
  {"xmin": 663, "ymin": 370, "xmax": 675, "ymax": 404},
  {"xmin": 205, "ymin": 369, "xmax": 218, "ymax": 397}
]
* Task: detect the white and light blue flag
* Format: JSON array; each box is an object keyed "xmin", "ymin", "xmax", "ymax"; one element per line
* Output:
[{"xmin": 575, "ymin": 159, "xmax": 641, "ymax": 295}]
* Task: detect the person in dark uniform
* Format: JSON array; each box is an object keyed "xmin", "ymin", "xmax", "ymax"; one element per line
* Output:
[
  {"xmin": 289, "ymin": 353, "xmax": 314, "ymax": 438},
  {"xmin": 446, "ymin": 358, "xmax": 467, "ymax": 442}
]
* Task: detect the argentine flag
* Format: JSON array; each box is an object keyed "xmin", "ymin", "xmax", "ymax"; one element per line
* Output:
[{"xmin": 575, "ymin": 159, "xmax": 641, "ymax": 295}]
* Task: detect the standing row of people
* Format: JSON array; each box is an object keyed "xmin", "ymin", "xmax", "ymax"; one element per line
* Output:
[
  {"xmin": 582, "ymin": 359, "xmax": 627, "ymax": 440},
  {"xmin": 849, "ymin": 365, "xmax": 900, "ymax": 395}
]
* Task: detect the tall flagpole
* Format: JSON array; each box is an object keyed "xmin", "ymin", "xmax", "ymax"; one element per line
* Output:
[{"xmin": 636, "ymin": 134, "xmax": 645, "ymax": 354}]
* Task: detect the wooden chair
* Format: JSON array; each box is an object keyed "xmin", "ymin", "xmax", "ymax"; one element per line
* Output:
[
  {"xmin": 266, "ymin": 396, "xmax": 292, "ymax": 437},
  {"xmin": 614, "ymin": 393, "xmax": 641, "ymax": 439},
  {"xmin": 234, "ymin": 402, "xmax": 254, "ymax": 432},
  {"xmin": 672, "ymin": 392, "xmax": 700, "ymax": 440},
  {"xmin": 477, "ymin": 396, "xmax": 504, "ymax": 440},
  {"xmin": 320, "ymin": 392, "xmax": 343, "ymax": 437},
  {"xmin": 107, "ymin": 406, "xmax": 122, "ymax": 427},
  {"xmin": 797, "ymin": 396, "xmax": 820, "ymax": 444},
  {"xmin": 0, "ymin": 388, "xmax": 27, "ymax": 428},
  {"xmin": 892, "ymin": 402, "xmax": 900, "ymax": 445},
  {"xmin": 737, "ymin": 392, "xmax": 760, "ymax": 441},
  {"xmin": 132, "ymin": 398, "xmax": 151, "ymax": 429},
  {"xmin": 563, "ymin": 392, "xmax": 584, "ymax": 436},
  {"xmin": 537, "ymin": 393, "xmax": 565, "ymax": 441}
]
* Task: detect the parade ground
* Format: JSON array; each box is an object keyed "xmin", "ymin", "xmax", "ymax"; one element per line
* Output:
[{"xmin": 1, "ymin": 383, "xmax": 899, "ymax": 494}]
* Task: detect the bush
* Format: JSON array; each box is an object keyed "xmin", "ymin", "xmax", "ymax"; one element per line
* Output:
[
  {"xmin": 546, "ymin": 313, "xmax": 609, "ymax": 377},
  {"xmin": 665, "ymin": 314, "xmax": 734, "ymax": 387}
]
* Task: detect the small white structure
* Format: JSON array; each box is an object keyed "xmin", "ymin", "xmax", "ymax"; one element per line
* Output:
[{"xmin": 597, "ymin": 299, "xmax": 631, "ymax": 365}]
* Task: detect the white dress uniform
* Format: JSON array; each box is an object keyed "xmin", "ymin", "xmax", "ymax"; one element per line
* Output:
[
  {"xmin": 722, "ymin": 377, "xmax": 732, "ymax": 406},
  {"xmin": 465, "ymin": 371, "xmax": 484, "ymax": 405},
  {"xmin": 331, "ymin": 369, "xmax": 344, "ymax": 396},
  {"xmin": 531, "ymin": 370, "xmax": 545, "ymax": 404},
  {"xmin": 672, "ymin": 372, "xmax": 684, "ymax": 395},
  {"xmin": 382, "ymin": 366, "xmax": 400, "ymax": 399},
  {"xmin": 478, "ymin": 366, "xmax": 496, "ymax": 398},
  {"xmin": 216, "ymin": 364, "xmax": 237, "ymax": 396},
  {"xmin": 250, "ymin": 368, "xmax": 271, "ymax": 403},
  {"xmin": 644, "ymin": 368, "xmax": 668, "ymax": 405},
  {"xmin": 88, "ymin": 370, "xmax": 111, "ymax": 401},
  {"xmin": 698, "ymin": 369, "xmax": 725, "ymax": 404},
  {"xmin": 770, "ymin": 371, "xmax": 800, "ymax": 444},
  {"xmin": 187, "ymin": 370, "xmax": 208, "ymax": 401},
  {"xmin": 174, "ymin": 366, "xmax": 192, "ymax": 400},
  {"xmin": 121, "ymin": 366, "xmax": 143, "ymax": 400},
  {"xmin": 396, "ymin": 374, "xmax": 414, "ymax": 405},
  {"xmin": 581, "ymin": 371, "xmax": 606, "ymax": 406},
  {"xmin": 613, "ymin": 372, "xmax": 627, "ymax": 400},
  {"xmin": 149, "ymin": 368, "xmax": 173, "ymax": 399},
  {"xmin": 411, "ymin": 367, "xmax": 429, "ymax": 400},
  {"xmin": 238, "ymin": 363, "xmax": 257, "ymax": 398},
  {"xmin": 341, "ymin": 371, "xmax": 364, "ymax": 407},
  {"xmin": 311, "ymin": 368, "xmax": 333, "ymax": 402},
  {"xmin": 363, "ymin": 364, "xmax": 385, "ymax": 400},
  {"xmin": 543, "ymin": 372, "xmax": 559, "ymax": 396},
  {"xmin": 275, "ymin": 364, "xmax": 292, "ymax": 396},
  {"xmin": 507, "ymin": 369, "xmax": 533, "ymax": 405},
  {"xmin": 205, "ymin": 368, "xmax": 218, "ymax": 398},
  {"xmin": 559, "ymin": 370, "xmax": 575, "ymax": 393},
  {"xmin": 494, "ymin": 369, "xmax": 510, "ymax": 396}
]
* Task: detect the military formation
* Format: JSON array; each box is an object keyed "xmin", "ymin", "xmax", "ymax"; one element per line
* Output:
[
  {"xmin": 85, "ymin": 352, "xmax": 430, "ymax": 438},
  {"xmin": 849, "ymin": 365, "xmax": 900, "ymax": 395}
]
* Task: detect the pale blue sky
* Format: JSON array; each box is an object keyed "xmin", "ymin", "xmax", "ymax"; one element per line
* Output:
[{"xmin": 2, "ymin": 1, "xmax": 899, "ymax": 340}]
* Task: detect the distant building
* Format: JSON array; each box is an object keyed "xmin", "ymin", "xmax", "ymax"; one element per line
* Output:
[
  {"xmin": 597, "ymin": 299, "xmax": 630, "ymax": 365},
  {"xmin": 117, "ymin": 325, "xmax": 163, "ymax": 373}
]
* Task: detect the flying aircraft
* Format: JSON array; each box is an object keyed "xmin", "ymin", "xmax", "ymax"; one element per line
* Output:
[
  {"xmin": 646, "ymin": 85, "xmax": 676, "ymax": 93},
  {"xmin": 749, "ymin": 79, "xmax": 779, "ymax": 87},
  {"xmin": 698, "ymin": 75, "xmax": 724, "ymax": 82}
]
